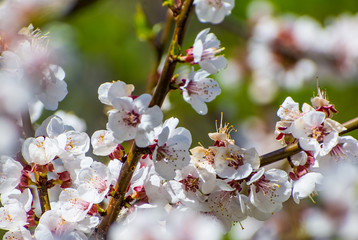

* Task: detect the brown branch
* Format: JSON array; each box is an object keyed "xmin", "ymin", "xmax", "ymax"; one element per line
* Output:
[
  {"xmin": 149, "ymin": 0, "xmax": 194, "ymax": 107},
  {"xmin": 260, "ymin": 116, "xmax": 358, "ymax": 167},
  {"xmin": 92, "ymin": 143, "xmax": 144, "ymax": 239},
  {"xmin": 91, "ymin": 1, "xmax": 194, "ymax": 238}
]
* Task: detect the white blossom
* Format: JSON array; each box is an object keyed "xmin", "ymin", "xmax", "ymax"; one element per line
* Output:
[
  {"xmin": 54, "ymin": 110, "xmax": 87, "ymax": 132},
  {"xmin": 76, "ymin": 161, "xmax": 110, "ymax": 204},
  {"xmin": 58, "ymin": 188, "xmax": 93, "ymax": 223},
  {"xmin": 247, "ymin": 168, "xmax": 292, "ymax": 213},
  {"xmin": 207, "ymin": 185, "xmax": 247, "ymax": 232},
  {"xmin": 0, "ymin": 202, "xmax": 28, "ymax": 230},
  {"xmin": 302, "ymin": 208, "xmax": 335, "ymax": 239},
  {"xmin": 318, "ymin": 136, "xmax": 358, "ymax": 165},
  {"xmin": 277, "ymin": 96, "xmax": 301, "ymax": 121},
  {"xmin": 37, "ymin": 64, "xmax": 67, "ymax": 111},
  {"xmin": 91, "ymin": 130, "xmax": 118, "ymax": 156},
  {"xmin": 143, "ymin": 117, "xmax": 192, "ymax": 180},
  {"xmin": 190, "ymin": 28, "xmax": 227, "ymax": 74},
  {"xmin": 98, "ymin": 80, "xmax": 134, "ymax": 105},
  {"xmin": 3, "ymin": 227, "xmax": 32, "ymax": 240},
  {"xmin": 62, "ymin": 156, "xmax": 94, "ymax": 185},
  {"xmin": 168, "ymin": 164, "xmax": 215, "ymax": 210},
  {"xmin": 108, "ymin": 206, "xmax": 224, "ymax": 240},
  {"xmin": 165, "ymin": 207, "xmax": 225, "ymax": 240},
  {"xmin": 35, "ymin": 115, "xmax": 74, "ymax": 138},
  {"xmin": 107, "ymin": 158, "xmax": 123, "ymax": 185},
  {"xmin": 180, "ymin": 69, "xmax": 221, "ymax": 115},
  {"xmin": 108, "ymin": 207, "xmax": 166, "ymax": 240},
  {"xmin": 22, "ymin": 136, "xmax": 61, "ymax": 165},
  {"xmin": 214, "ymin": 143, "xmax": 260, "ymax": 180},
  {"xmin": 0, "ymin": 51, "xmax": 31, "ymax": 114},
  {"xmin": 34, "ymin": 209, "xmax": 88, "ymax": 240},
  {"xmin": 194, "ymin": 0, "xmax": 235, "ymax": 24},
  {"xmin": 57, "ymin": 130, "xmax": 90, "ymax": 159},
  {"xmin": 144, "ymin": 170, "xmax": 172, "ymax": 206},
  {"xmin": 0, "ymin": 156, "xmax": 23, "ymax": 194},
  {"xmin": 107, "ymin": 94, "xmax": 163, "ymax": 146},
  {"xmin": 75, "ymin": 216, "xmax": 100, "ymax": 235},
  {"xmin": 291, "ymin": 171, "xmax": 323, "ymax": 204},
  {"xmin": 14, "ymin": 25, "xmax": 68, "ymax": 111},
  {"xmin": 1, "ymin": 188, "xmax": 33, "ymax": 213},
  {"xmin": 289, "ymin": 110, "xmax": 346, "ymax": 157}
]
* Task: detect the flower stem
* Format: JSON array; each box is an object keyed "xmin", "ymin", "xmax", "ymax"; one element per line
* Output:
[
  {"xmin": 260, "ymin": 116, "xmax": 358, "ymax": 166},
  {"xmin": 37, "ymin": 175, "xmax": 51, "ymax": 213}
]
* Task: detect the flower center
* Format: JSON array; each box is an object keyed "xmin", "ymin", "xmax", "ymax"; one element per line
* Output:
[
  {"xmin": 35, "ymin": 139, "xmax": 45, "ymax": 149},
  {"xmin": 228, "ymin": 180, "xmax": 242, "ymax": 192},
  {"xmin": 227, "ymin": 153, "xmax": 244, "ymax": 169},
  {"xmin": 65, "ymin": 138, "xmax": 75, "ymax": 151},
  {"xmin": 185, "ymin": 80, "xmax": 201, "ymax": 95},
  {"xmin": 201, "ymin": 47, "xmax": 224, "ymax": 61},
  {"xmin": 329, "ymin": 143, "xmax": 345, "ymax": 158},
  {"xmin": 254, "ymin": 176, "xmax": 280, "ymax": 197},
  {"xmin": 179, "ymin": 174, "xmax": 200, "ymax": 192},
  {"xmin": 310, "ymin": 125, "xmax": 328, "ymax": 142},
  {"xmin": 204, "ymin": 148, "xmax": 216, "ymax": 165},
  {"xmin": 88, "ymin": 176, "xmax": 107, "ymax": 193},
  {"xmin": 206, "ymin": 0, "xmax": 223, "ymax": 8},
  {"xmin": 70, "ymin": 197, "xmax": 90, "ymax": 211},
  {"xmin": 123, "ymin": 110, "xmax": 141, "ymax": 127},
  {"xmin": 155, "ymin": 144, "xmax": 169, "ymax": 162}
]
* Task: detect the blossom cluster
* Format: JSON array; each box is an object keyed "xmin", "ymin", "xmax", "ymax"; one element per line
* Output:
[
  {"xmin": 0, "ymin": 0, "xmax": 358, "ymax": 239},
  {"xmin": 0, "ymin": 24, "xmax": 68, "ymax": 156},
  {"xmin": 275, "ymin": 89, "xmax": 358, "ymax": 204},
  {"xmin": 231, "ymin": 93, "xmax": 358, "ymax": 239}
]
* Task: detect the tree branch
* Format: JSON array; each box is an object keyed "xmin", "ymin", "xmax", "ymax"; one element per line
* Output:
[
  {"xmin": 91, "ymin": 1, "xmax": 194, "ymax": 238},
  {"xmin": 92, "ymin": 143, "xmax": 144, "ymax": 239}
]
